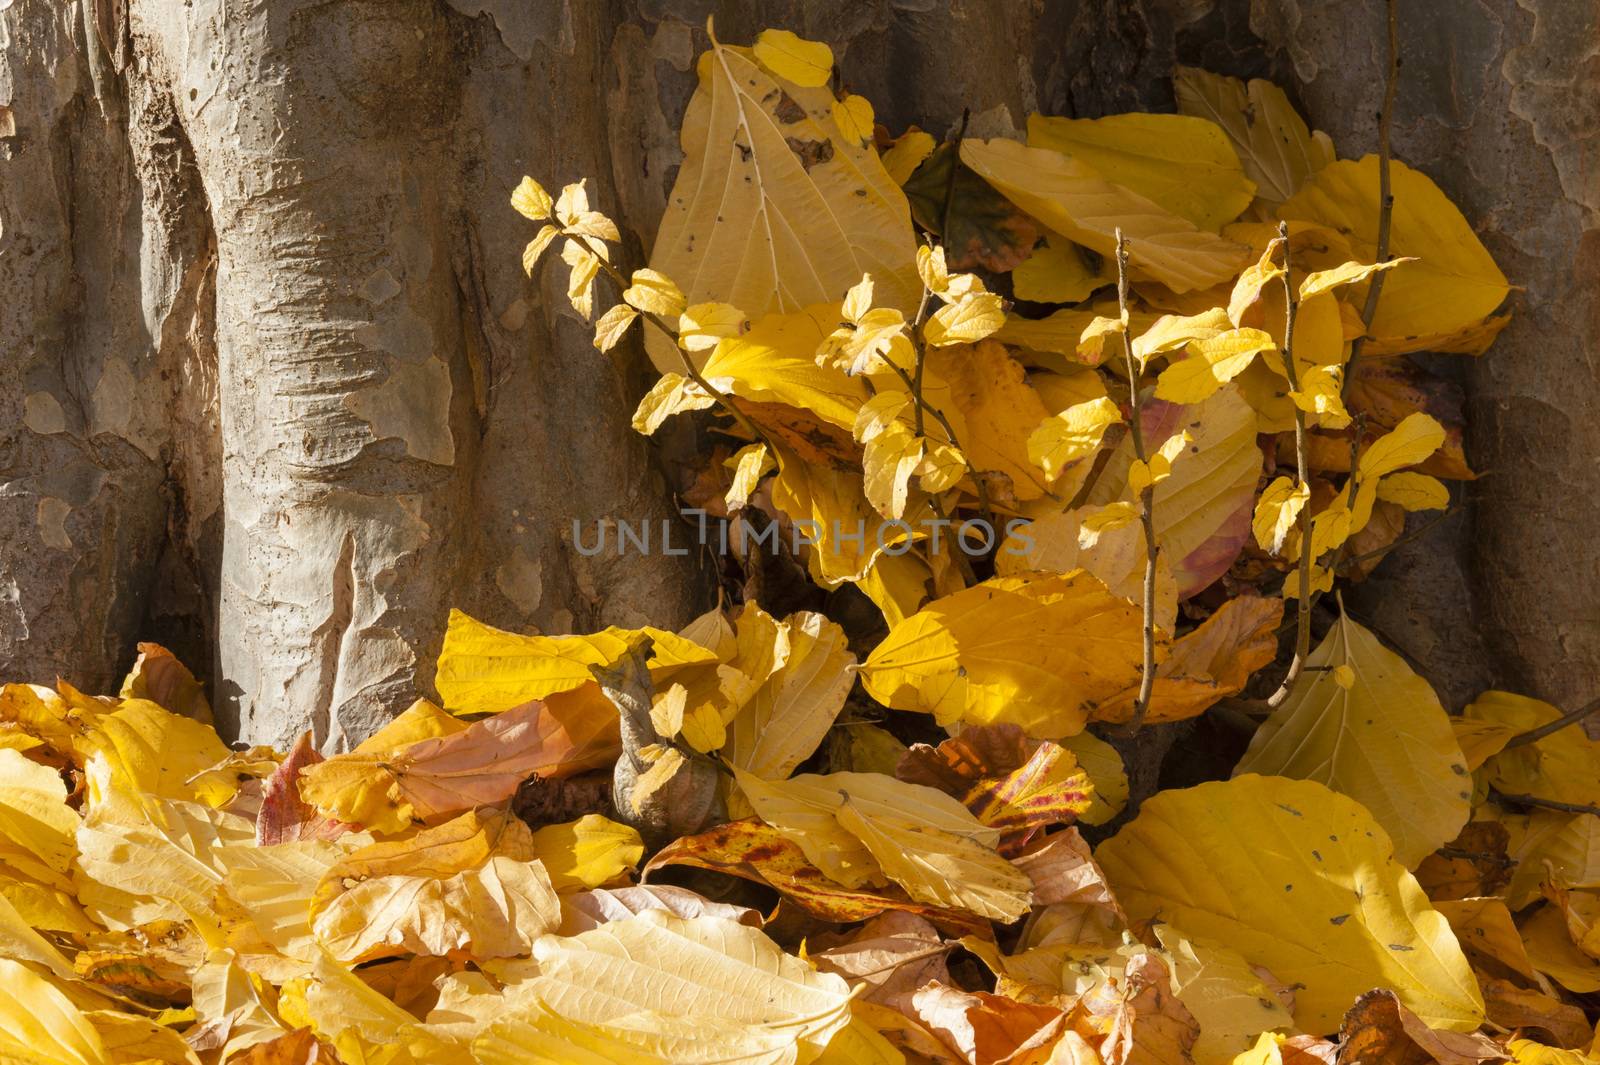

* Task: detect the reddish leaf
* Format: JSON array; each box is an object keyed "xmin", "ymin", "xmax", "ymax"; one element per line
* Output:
[{"xmin": 257, "ymin": 732, "xmax": 351, "ymax": 846}]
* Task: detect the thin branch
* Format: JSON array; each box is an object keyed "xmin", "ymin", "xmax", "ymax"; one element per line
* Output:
[
  {"xmin": 885, "ymin": 359, "xmax": 979, "ymax": 585},
  {"xmin": 1341, "ymin": 0, "xmax": 1400, "ymax": 400},
  {"xmin": 1494, "ymin": 791, "xmax": 1600, "ymax": 819},
  {"xmin": 1114, "ymin": 229, "xmax": 1159, "ymax": 734},
  {"xmin": 588, "ymin": 248, "xmax": 770, "ymax": 450},
  {"xmin": 1504, "ymin": 694, "xmax": 1600, "ymax": 750},
  {"xmin": 1334, "ymin": 503, "xmax": 1459, "ymax": 572},
  {"xmin": 1266, "ymin": 223, "xmax": 1311, "ymax": 709}
]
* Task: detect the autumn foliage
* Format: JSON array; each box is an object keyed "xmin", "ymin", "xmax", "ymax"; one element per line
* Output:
[{"xmin": 2, "ymin": 20, "xmax": 1595, "ymax": 1065}]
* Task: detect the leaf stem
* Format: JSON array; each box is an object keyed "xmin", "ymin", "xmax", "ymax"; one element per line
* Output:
[{"xmin": 1115, "ymin": 229, "xmax": 1159, "ymax": 734}]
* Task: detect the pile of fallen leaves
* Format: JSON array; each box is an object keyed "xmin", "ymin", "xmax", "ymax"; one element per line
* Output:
[{"xmin": 6, "ymin": 19, "xmax": 1596, "ymax": 1065}]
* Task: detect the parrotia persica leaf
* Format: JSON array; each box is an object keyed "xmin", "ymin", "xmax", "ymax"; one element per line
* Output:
[
  {"xmin": 860, "ymin": 571, "xmax": 1153, "ymax": 739},
  {"xmin": 959, "ymin": 137, "xmax": 1252, "ymax": 293},
  {"xmin": 1279, "ymin": 157, "xmax": 1510, "ymax": 348},
  {"xmin": 1172, "ymin": 66, "xmax": 1336, "ymax": 207},
  {"xmin": 493, "ymin": 911, "xmax": 852, "ymax": 1057},
  {"xmin": 1096, "ymin": 774, "xmax": 1484, "ymax": 1034},
  {"xmin": 645, "ymin": 29, "xmax": 919, "ymax": 373},
  {"xmin": 1234, "ymin": 610, "xmax": 1472, "ymax": 868},
  {"xmin": 1026, "ymin": 112, "xmax": 1256, "ymax": 231},
  {"xmin": 1467, "ymin": 691, "xmax": 1600, "ymax": 809}
]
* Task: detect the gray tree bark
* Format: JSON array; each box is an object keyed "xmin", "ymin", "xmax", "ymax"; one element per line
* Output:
[{"xmin": 1, "ymin": 0, "xmax": 1592, "ymax": 746}]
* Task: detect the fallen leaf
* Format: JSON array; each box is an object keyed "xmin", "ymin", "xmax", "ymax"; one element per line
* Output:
[{"xmin": 1095, "ymin": 774, "xmax": 1484, "ymax": 1033}]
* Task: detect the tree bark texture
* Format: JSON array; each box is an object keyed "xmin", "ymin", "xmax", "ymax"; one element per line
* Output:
[{"xmin": 0, "ymin": 0, "xmax": 1593, "ymax": 746}]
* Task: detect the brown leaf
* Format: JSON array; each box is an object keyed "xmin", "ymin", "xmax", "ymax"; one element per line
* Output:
[
  {"xmin": 812, "ymin": 912, "xmax": 952, "ymax": 1011},
  {"xmin": 898, "ymin": 725, "xmax": 1091, "ymax": 853},
  {"xmin": 1414, "ymin": 822, "xmax": 1513, "ymax": 902},
  {"xmin": 910, "ymin": 983, "xmax": 1067, "ymax": 1065},
  {"xmin": 644, "ymin": 819, "xmax": 989, "ymax": 936},
  {"xmin": 1334, "ymin": 989, "xmax": 1505, "ymax": 1065},
  {"xmin": 1341, "ymin": 361, "xmax": 1473, "ymax": 480},
  {"xmin": 257, "ymin": 733, "xmax": 350, "ymax": 846},
  {"xmin": 1070, "ymin": 951, "xmax": 1199, "ymax": 1065},
  {"xmin": 729, "ymin": 397, "xmax": 861, "ymax": 472},
  {"xmin": 1011, "ymin": 828, "xmax": 1123, "ymax": 918},
  {"xmin": 905, "ymin": 143, "xmax": 1042, "ymax": 272},
  {"xmin": 1478, "ymin": 975, "xmax": 1590, "ymax": 1050},
  {"xmin": 1090, "ymin": 594, "xmax": 1283, "ymax": 724},
  {"xmin": 230, "ymin": 1028, "xmax": 334, "ymax": 1065},
  {"xmin": 119, "ymin": 643, "xmax": 212, "ymax": 724}
]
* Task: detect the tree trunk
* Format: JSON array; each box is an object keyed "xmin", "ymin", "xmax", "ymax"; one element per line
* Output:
[{"xmin": 1, "ymin": 0, "xmax": 1591, "ymax": 746}]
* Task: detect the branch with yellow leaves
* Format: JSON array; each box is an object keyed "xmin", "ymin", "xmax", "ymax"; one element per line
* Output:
[{"xmin": 1113, "ymin": 229, "xmax": 1160, "ymax": 733}]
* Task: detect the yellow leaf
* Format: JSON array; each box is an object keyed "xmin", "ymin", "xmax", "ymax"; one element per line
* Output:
[
  {"xmin": 1298, "ymin": 257, "xmax": 1410, "ymax": 302},
  {"xmin": 997, "ymin": 506, "xmax": 1178, "ymax": 634},
  {"xmin": 1234, "ymin": 611, "xmax": 1472, "ymax": 867},
  {"xmin": 500, "ymin": 911, "xmax": 852, "ymax": 1054},
  {"xmin": 1280, "ymin": 158, "xmax": 1509, "ymax": 347},
  {"xmin": 1077, "ymin": 500, "xmax": 1141, "ymax": 548},
  {"xmin": 677, "ymin": 704, "xmax": 726, "ymax": 754},
  {"xmin": 724, "ymin": 612, "xmax": 856, "ymax": 781},
  {"xmin": 917, "ymin": 442, "xmax": 967, "ymax": 494},
  {"xmin": 1252, "ymin": 475, "xmax": 1309, "ymax": 554},
  {"xmin": 831, "ymin": 94, "xmax": 874, "ymax": 146},
  {"xmin": 1027, "ymin": 111, "xmax": 1255, "ymax": 230},
  {"xmin": 1060, "ymin": 731, "xmax": 1127, "ymax": 826},
  {"xmin": 926, "ymin": 339, "xmax": 1051, "ymax": 500},
  {"xmin": 590, "ymin": 304, "xmax": 637, "ymax": 353},
  {"xmin": 750, "ymin": 28, "xmax": 833, "ymax": 87},
  {"xmin": 882, "ymin": 128, "xmax": 935, "ymax": 186},
  {"xmin": 0, "ymin": 748, "xmax": 80, "ymax": 890},
  {"xmin": 676, "ymin": 302, "xmax": 747, "ymax": 352},
  {"xmin": 1028, "ymin": 397, "xmax": 1121, "ymax": 482},
  {"xmin": 1155, "ymin": 927, "xmax": 1295, "ymax": 1063},
  {"xmin": 75, "ymin": 785, "xmax": 254, "ymax": 932},
  {"xmin": 1504, "ymin": 811, "xmax": 1600, "ymax": 910},
  {"xmin": 313, "ymin": 853, "xmax": 560, "ymax": 963},
  {"xmin": 723, "ymin": 443, "xmax": 773, "ymax": 512},
  {"xmin": 836, "ymin": 799, "xmax": 1032, "ymax": 922},
  {"xmin": 631, "ymin": 373, "xmax": 712, "ymax": 434},
  {"xmin": 1088, "ymin": 384, "xmax": 1262, "ymax": 597},
  {"xmin": 1096, "ymin": 774, "xmax": 1484, "ymax": 1033},
  {"xmin": 558, "ymin": 240, "xmax": 601, "ymax": 320},
  {"xmin": 1154, "ymin": 326, "xmax": 1275, "ymax": 403},
  {"xmin": 217, "ymin": 838, "xmax": 355, "ymax": 967},
  {"xmin": 704, "ymin": 305, "xmax": 868, "ymax": 429},
  {"xmin": 0, "ymin": 958, "xmax": 108, "ymax": 1065},
  {"xmin": 1173, "ymin": 66, "xmax": 1335, "ymax": 206},
  {"xmin": 647, "ymin": 35, "xmax": 916, "ymax": 372},
  {"xmin": 860, "ymin": 572, "xmax": 1152, "ymax": 738},
  {"xmin": 960, "ymin": 137, "xmax": 1251, "ymax": 293},
  {"xmin": 1505, "ymin": 1039, "xmax": 1596, "ymax": 1065},
  {"xmin": 510, "ymin": 177, "xmax": 552, "ymax": 222},
  {"xmin": 84, "ymin": 699, "xmax": 231, "ymax": 808},
  {"xmin": 862, "ymin": 422, "xmax": 924, "ymax": 520},
  {"xmin": 1359, "ymin": 411, "xmax": 1446, "ymax": 479},
  {"xmin": 923, "ymin": 292, "xmax": 1004, "ymax": 347},
  {"xmin": 118, "ymin": 643, "xmax": 211, "ymax": 724},
  {"xmin": 1468, "ymin": 691, "xmax": 1600, "ymax": 809},
  {"xmin": 1377, "ymin": 471, "xmax": 1450, "ymax": 512},
  {"xmin": 528, "ymin": 815, "xmax": 643, "ymax": 892},
  {"xmin": 434, "ymin": 610, "xmax": 716, "ymax": 713},
  {"xmin": 1131, "ymin": 306, "xmax": 1231, "ymax": 368},
  {"xmin": 521, "ymin": 225, "xmax": 559, "ymax": 275},
  {"xmin": 621, "ymin": 268, "xmax": 685, "ymax": 317},
  {"xmin": 1012, "ymin": 232, "xmax": 1113, "ymax": 304}
]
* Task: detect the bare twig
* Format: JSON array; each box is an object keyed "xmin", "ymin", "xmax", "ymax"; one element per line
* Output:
[
  {"xmin": 1504, "ymin": 694, "xmax": 1600, "ymax": 750},
  {"xmin": 1114, "ymin": 230, "xmax": 1159, "ymax": 733},
  {"xmin": 1266, "ymin": 223, "xmax": 1311, "ymax": 708},
  {"xmin": 1494, "ymin": 791, "xmax": 1600, "ymax": 819},
  {"xmin": 1342, "ymin": 0, "xmax": 1401, "ymax": 400},
  {"xmin": 1334, "ymin": 503, "xmax": 1460, "ymax": 572}
]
